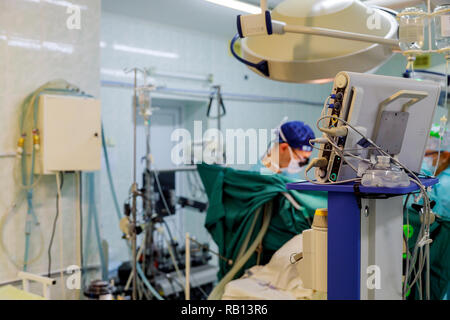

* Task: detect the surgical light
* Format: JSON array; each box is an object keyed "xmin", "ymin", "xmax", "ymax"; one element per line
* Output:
[{"xmin": 231, "ymin": 0, "xmax": 399, "ymax": 83}]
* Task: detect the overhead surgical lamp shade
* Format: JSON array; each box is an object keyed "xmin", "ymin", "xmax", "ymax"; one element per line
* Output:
[{"xmin": 241, "ymin": 0, "xmax": 398, "ymax": 83}]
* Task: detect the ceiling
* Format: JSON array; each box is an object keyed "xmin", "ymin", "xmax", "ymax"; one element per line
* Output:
[{"xmin": 101, "ymin": 0, "xmax": 284, "ymax": 38}]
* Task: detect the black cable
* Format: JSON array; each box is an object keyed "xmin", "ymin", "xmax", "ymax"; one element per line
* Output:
[
  {"xmin": 403, "ymin": 193, "xmax": 411, "ymax": 217},
  {"xmin": 150, "ymin": 170, "xmax": 211, "ymax": 299},
  {"xmin": 149, "ymin": 169, "xmax": 201, "ymax": 291},
  {"xmin": 162, "ymin": 219, "xmax": 176, "ymax": 246},
  {"xmin": 206, "ymin": 87, "xmax": 227, "ymax": 119},
  {"xmin": 152, "ymin": 170, "xmax": 183, "ymax": 265},
  {"xmin": 48, "ymin": 172, "xmax": 64, "ymax": 278},
  {"xmin": 161, "ymin": 219, "xmax": 184, "ymax": 268}
]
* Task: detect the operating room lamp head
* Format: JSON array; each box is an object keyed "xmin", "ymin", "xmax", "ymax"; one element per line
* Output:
[{"xmin": 240, "ymin": 0, "xmax": 398, "ymax": 83}]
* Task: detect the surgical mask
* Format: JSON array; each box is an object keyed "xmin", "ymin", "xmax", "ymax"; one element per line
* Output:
[{"xmin": 281, "ymin": 146, "xmax": 306, "ymax": 174}]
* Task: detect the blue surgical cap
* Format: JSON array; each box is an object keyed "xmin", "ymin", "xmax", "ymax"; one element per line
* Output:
[{"xmin": 278, "ymin": 121, "xmax": 315, "ymax": 151}]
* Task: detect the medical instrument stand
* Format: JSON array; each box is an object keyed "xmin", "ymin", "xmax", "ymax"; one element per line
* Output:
[
  {"xmin": 124, "ymin": 67, "xmax": 146, "ymax": 300},
  {"xmin": 287, "ymin": 178, "xmax": 438, "ymax": 300},
  {"xmin": 138, "ymin": 79, "xmax": 158, "ymax": 283}
]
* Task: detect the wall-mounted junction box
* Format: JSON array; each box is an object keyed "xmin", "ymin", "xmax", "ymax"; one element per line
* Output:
[{"xmin": 37, "ymin": 94, "xmax": 101, "ymax": 174}]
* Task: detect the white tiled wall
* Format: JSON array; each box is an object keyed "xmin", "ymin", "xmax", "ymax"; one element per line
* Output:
[{"xmin": 0, "ymin": 0, "xmax": 101, "ymax": 299}]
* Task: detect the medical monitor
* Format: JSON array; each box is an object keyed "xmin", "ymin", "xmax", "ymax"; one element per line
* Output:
[{"xmin": 315, "ymin": 71, "xmax": 441, "ymax": 183}]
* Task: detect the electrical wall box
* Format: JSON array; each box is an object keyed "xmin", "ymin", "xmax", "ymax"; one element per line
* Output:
[{"xmin": 37, "ymin": 94, "xmax": 101, "ymax": 174}]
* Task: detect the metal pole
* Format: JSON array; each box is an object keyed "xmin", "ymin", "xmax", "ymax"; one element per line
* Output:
[
  {"xmin": 188, "ymin": 236, "xmax": 233, "ymax": 266},
  {"xmin": 144, "ymin": 86, "xmax": 153, "ymax": 221},
  {"xmin": 426, "ymin": 242, "xmax": 430, "ymax": 299},
  {"xmin": 185, "ymin": 233, "xmax": 190, "ymax": 300},
  {"xmin": 123, "ymin": 67, "xmax": 155, "ymax": 300},
  {"xmin": 283, "ymin": 24, "xmax": 400, "ymax": 49},
  {"xmin": 365, "ymin": 0, "xmax": 424, "ymax": 10},
  {"xmin": 143, "ymin": 81, "xmax": 154, "ymax": 280},
  {"xmin": 217, "ymin": 86, "xmax": 221, "ymax": 133},
  {"xmin": 131, "ymin": 68, "xmax": 138, "ymax": 300},
  {"xmin": 100, "ymin": 80, "xmax": 324, "ymax": 106},
  {"xmin": 150, "ymin": 166, "xmax": 197, "ymax": 173}
]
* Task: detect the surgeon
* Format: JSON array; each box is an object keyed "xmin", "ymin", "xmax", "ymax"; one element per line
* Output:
[
  {"xmin": 422, "ymin": 130, "xmax": 450, "ymax": 221},
  {"xmin": 252, "ymin": 120, "xmax": 316, "ymax": 179}
]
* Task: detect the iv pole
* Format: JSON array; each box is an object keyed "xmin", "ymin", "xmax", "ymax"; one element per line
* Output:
[
  {"xmin": 139, "ymin": 75, "xmax": 157, "ymax": 285},
  {"xmin": 124, "ymin": 67, "xmax": 146, "ymax": 300},
  {"xmin": 124, "ymin": 67, "xmax": 159, "ymax": 300}
]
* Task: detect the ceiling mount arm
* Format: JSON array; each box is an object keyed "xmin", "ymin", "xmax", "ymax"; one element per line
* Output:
[
  {"xmin": 365, "ymin": 0, "xmax": 425, "ymax": 10},
  {"xmin": 260, "ymin": 0, "xmax": 268, "ymax": 12},
  {"xmin": 283, "ymin": 24, "xmax": 400, "ymax": 48}
]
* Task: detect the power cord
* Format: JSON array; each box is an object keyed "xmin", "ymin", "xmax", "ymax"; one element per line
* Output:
[{"xmin": 47, "ymin": 172, "xmax": 64, "ymax": 277}]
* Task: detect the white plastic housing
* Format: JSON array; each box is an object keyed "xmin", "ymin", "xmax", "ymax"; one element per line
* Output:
[
  {"xmin": 241, "ymin": 0, "xmax": 398, "ymax": 83},
  {"xmin": 239, "ymin": 13, "xmax": 269, "ymax": 37},
  {"xmin": 297, "ymin": 227, "xmax": 328, "ymax": 293},
  {"xmin": 37, "ymin": 94, "xmax": 101, "ymax": 174}
]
